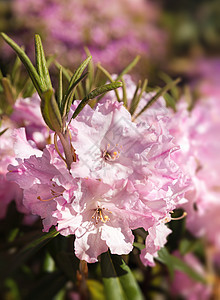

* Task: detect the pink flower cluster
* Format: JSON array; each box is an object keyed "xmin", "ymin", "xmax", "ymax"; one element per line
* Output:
[
  {"xmin": 11, "ymin": 0, "xmax": 166, "ymax": 71},
  {"xmin": 6, "ymin": 91, "xmax": 190, "ymax": 264},
  {"xmin": 0, "ymin": 94, "xmax": 49, "ymax": 219}
]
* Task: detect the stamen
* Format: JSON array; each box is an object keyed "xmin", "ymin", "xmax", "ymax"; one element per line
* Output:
[
  {"xmin": 37, "ymin": 189, "xmax": 63, "ymax": 202},
  {"xmin": 170, "ymin": 212, "xmax": 187, "ymax": 220},
  {"xmin": 165, "ymin": 212, "xmax": 187, "ymax": 223},
  {"xmin": 91, "ymin": 206, "xmax": 112, "ymax": 224}
]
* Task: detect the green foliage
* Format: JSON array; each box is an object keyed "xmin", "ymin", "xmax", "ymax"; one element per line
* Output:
[
  {"xmin": 101, "ymin": 252, "xmax": 144, "ymax": 300},
  {"xmin": 71, "ymin": 81, "xmax": 122, "ymax": 119},
  {"xmin": 156, "ymin": 247, "xmax": 206, "ymax": 284}
]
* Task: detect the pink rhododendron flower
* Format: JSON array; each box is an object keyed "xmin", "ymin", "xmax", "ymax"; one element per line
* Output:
[
  {"xmin": 7, "ymin": 95, "xmax": 191, "ymax": 262},
  {"xmin": 11, "ymin": 93, "xmax": 49, "ymax": 149},
  {"xmin": 140, "ymin": 220, "xmax": 172, "ymax": 266},
  {"xmin": 0, "ymin": 93, "xmax": 49, "ymax": 219}
]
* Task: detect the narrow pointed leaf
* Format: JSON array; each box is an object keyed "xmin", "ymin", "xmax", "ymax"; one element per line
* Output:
[
  {"xmin": 84, "ymin": 47, "xmax": 94, "ymax": 93},
  {"xmin": 41, "ymin": 89, "xmax": 62, "ymax": 132},
  {"xmin": 101, "ymin": 252, "xmax": 143, "ymax": 300},
  {"xmin": 57, "ymin": 66, "xmax": 63, "ymax": 109},
  {"xmin": 24, "ymin": 271, "xmax": 67, "ymax": 300},
  {"xmin": 117, "ymin": 56, "xmax": 140, "ymax": 80},
  {"xmin": 11, "ymin": 55, "xmax": 22, "ymax": 85},
  {"xmin": 35, "ymin": 34, "xmax": 52, "ymax": 91},
  {"xmin": 134, "ymin": 78, "xmax": 181, "ymax": 120},
  {"xmin": 97, "ymin": 63, "xmax": 121, "ymax": 102},
  {"xmin": 121, "ymin": 78, "xmax": 128, "ymax": 108},
  {"xmin": 0, "ymin": 33, "xmax": 42, "ymax": 95},
  {"xmin": 0, "ymin": 229, "xmax": 59, "ymax": 280},
  {"xmin": 62, "ymin": 71, "xmax": 88, "ymax": 117},
  {"xmin": 129, "ymin": 80, "xmax": 141, "ymax": 115},
  {"xmin": 68, "ymin": 56, "xmax": 91, "ymax": 90},
  {"xmin": 0, "ymin": 128, "xmax": 8, "ymax": 136},
  {"xmin": 1, "ymin": 77, "xmax": 15, "ymax": 105},
  {"xmin": 156, "ymin": 247, "xmax": 206, "ymax": 284},
  {"xmin": 55, "ymin": 61, "xmax": 72, "ymax": 81},
  {"xmin": 71, "ymin": 81, "xmax": 122, "ymax": 119},
  {"xmin": 130, "ymin": 79, "xmax": 148, "ymax": 115}
]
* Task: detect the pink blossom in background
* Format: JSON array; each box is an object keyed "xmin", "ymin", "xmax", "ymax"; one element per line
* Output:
[
  {"xmin": 170, "ymin": 251, "xmax": 211, "ymax": 300},
  {"xmin": 11, "ymin": 0, "xmax": 167, "ymax": 71}
]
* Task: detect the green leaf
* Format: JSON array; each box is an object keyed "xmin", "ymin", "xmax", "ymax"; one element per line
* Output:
[
  {"xmin": 1, "ymin": 33, "xmax": 42, "ymax": 95},
  {"xmin": 11, "ymin": 55, "xmax": 22, "ymax": 86},
  {"xmin": 121, "ymin": 78, "xmax": 128, "ymax": 108},
  {"xmin": 0, "ymin": 229, "xmax": 59, "ymax": 280},
  {"xmin": 1, "ymin": 77, "xmax": 15, "ymax": 106},
  {"xmin": 156, "ymin": 247, "xmax": 206, "ymax": 284},
  {"xmin": 117, "ymin": 56, "xmax": 140, "ymax": 80},
  {"xmin": 87, "ymin": 280, "xmax": 106, "ymax": 300},
  {"xmin": 62, "ymin": 72, "xmax": 88, "ymax": 117},
  {"xmin": 34, "ymin": 34, "xmax": 52, "ymax": 91},
  {"xmin": 133, "ymin": 242, "xmax": 145, "ymax": 251},
  {"xmin": 24, "ymin": 271, "xmax": 67, "ymax": 300},
  {"xmin": 133, "ymin": 78, "xmax": 181, "ymax": 120},
  {"xmin": 129, "ymin": 79, "xmax": 148, "ymax": 115},
  {"xmin": 62, "ymin": 56, "xmax": 91, "ymax": 117},
  {"xmin": 97, "ymin": 63, "xmax": 121, "ymax": 102},
  {"xmin": 101, "ymin": 252, "xmax": 144, "ymax": 300},
  {"xmin": 57, "ymin": 66, "xmax": 63, "ymax": 109},
  {"xmin": 84, "ymin": 47, "xmax": 94, "ymax": 93},
  {"xmin": 0, "ymin": 127, "xmax": 8, "ymax": 136},
  {"xmin": 159, "ymin": 72, "xmax": 180, "ymax": 100},
  {"xmin": 164, "ymin": 93, "xmax": 176, "ymax": 111},
  {"xmin": 55, "ymin": 61, "xmax": 72, "ymax": 81},
  {"xmin": 41, "ymin": 89, "xmax": 63, "ymax": 132},
  {"xmin": 71, "ymin": 81, "xmax": 122, "ymax": 119},
  {"xmin": 179, "ymin": 239, "xmax": 203, "ymax": 256}
]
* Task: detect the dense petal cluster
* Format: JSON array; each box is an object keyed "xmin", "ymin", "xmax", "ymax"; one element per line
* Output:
[
  {"xmin": 0, "ymin": 94, "xmax": 49, "ymax": 219},
  {"xmin": 7, "ymin": 96, "xmax": 190, "ymax": 263}
]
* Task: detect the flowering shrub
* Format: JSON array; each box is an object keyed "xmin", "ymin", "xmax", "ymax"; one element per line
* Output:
[{"xmin": 0, "ymin": 34, "xmax": 219, "ymax": 299}]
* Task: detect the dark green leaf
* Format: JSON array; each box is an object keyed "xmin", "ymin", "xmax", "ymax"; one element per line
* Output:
[
  {"xmin": 121, "ymin": 78, "xmax": 128, "ymax": 108},
  {"xmin": 62, "ymin": 72, "xmax": 88, "ymax": 117},
  {"xmin": 97, "ymin": 63, "xmax": 121, "ymax": 102},
  {"xmin": 57, "ymin": 66, "xmax": 63, "ymax": 109},
  {"xmin": 1, "ymin": 77, "xmax": 15, "ymax": 106},
  {"xmin": 156, "ymin": 247, "xmax": 206, "ymax": 284},
  {"xmin": 129, "ymin": 79, "xmax": 148, "ymax": 115},
  {"xmin": 0, "ymin": 229, "xmax": 59, "ymax": 280},
  {"xmin": 159, "ymin": 72, "xmax": 180, "ymax": 100},
  {"xmin": 87, "ymin": 279, "xmax": 106, "ymax": 300},
  {"xmin": 71, "ymin": 81, "xmax": 122, "ymax": 119},
  {"xmin": 133, "ymin": 78, "xmax": 181, "ymax": 120},
  {"xmin": 24, "ymin": 271, "xmax": 67, "ymax": 300},
  {"xmin": 84, "ymin": 47, "xmax": 94, "ymax": 93},
  {"xmin": 11, "ymin": 55, "xmax": 22, "ymax": 86},
  {"xmin": 117, "ymin": 56, "xmax": 140, "ymax": 80},
  {"xmin": 164, "ymin": 93, "xmax": 176, "ymax": 111},
  {"xmin": 41, "ymin": 89, "xmax": 62, "ymax": 132},
  {"xmin": 101, "ymin": 252, "xmax": 143, "ymax": 300},
  {"xmin": 62, "ymin": 56, "xmax": 91, "ymax": 117},
  {"xmin": 133, "ymin": 243, "xmax": 145, "ymax": 251},
  {"xmin": 0, "ymin": 127, "xmax": 8, "ymax": 136},
  {"xmin": 34, "ymin": 34, "xmax": 52, "ymax": 91},
  {"xmin": 1, "ymin": 33, "xmax": 42, "ymax": 95}
]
